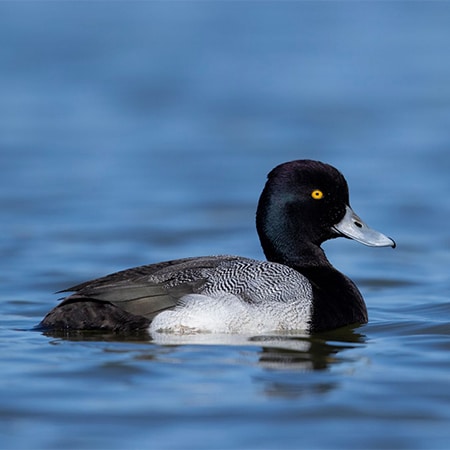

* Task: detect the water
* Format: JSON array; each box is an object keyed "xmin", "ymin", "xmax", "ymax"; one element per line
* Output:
[{"xmin": 1, "ymin": 3, "xmax": 450, "ymax": 449}]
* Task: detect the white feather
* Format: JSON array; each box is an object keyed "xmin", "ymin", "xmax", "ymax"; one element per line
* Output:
[{"xmin": 149, "ymin": 288, "xmax": 312, "ymax": 336}]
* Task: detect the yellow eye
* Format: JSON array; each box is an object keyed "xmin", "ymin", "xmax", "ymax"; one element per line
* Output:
[{"xmin": 311, "ymin": 189, "xmax": 324, "ymax": 200}]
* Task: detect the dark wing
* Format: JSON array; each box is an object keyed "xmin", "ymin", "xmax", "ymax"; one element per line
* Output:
[{"xmin": 58, "ymin": 255, "xmax": 240, "ymax": 319}]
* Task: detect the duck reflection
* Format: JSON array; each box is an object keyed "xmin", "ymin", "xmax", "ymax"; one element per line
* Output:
[
  {"xmin": 251, "ymin": 327, "xmax": 365, "ymax": 370},
  {"xmin": 249, "ymin": 328, "xmax": 366, "ymax": 398},
  {"xmin": 42, "ymin": 324, "xmax": 365, "ymax": 372},
  {"xmin": 41, "ymin": 326, "xmax": 366, "ymax": 399}
]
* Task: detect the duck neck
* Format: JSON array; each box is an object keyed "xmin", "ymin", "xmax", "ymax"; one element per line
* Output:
[
  {"xmin": 257, "ymin": 220, "xmax": 333, "ymax": 271},
  {"xmin": 257, "ymin": 219, "xmax": 368, "ymax": 331},
  {"xmin": 277, "ymin": 243, "xmax": 331, "ymax": 271}
]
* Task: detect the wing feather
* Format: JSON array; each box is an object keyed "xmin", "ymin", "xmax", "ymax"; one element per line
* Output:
[{"xmin": 59, "ymin": 256, "xmax": 239, "ymax": 319}]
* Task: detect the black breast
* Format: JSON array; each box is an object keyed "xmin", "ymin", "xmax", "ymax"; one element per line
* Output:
[{"xmin": 301, "ymin": 266, "xmax": 368, "ymax": 332}]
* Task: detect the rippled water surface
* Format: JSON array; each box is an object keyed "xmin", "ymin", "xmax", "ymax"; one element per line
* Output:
[{"xmin": 1, "ymin": 3, "xmax": 450, "ymax": 449}]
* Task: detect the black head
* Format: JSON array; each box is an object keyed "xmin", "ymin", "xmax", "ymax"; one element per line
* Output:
[
  {"xmin": 256, "ymin": 160, "xmax": 351, "ymax": 264},
  {"xmin": 256, "ymin": 159, "xmax": 395, "ymax": 266}
]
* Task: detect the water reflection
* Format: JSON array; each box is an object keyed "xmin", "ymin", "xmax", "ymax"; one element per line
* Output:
[
  {"xmin": 41, "ymin": 325, "xmax": 366, "ymax": 372},
  {"xmin": 252, "ymin": 332, "xmax": 364, "ymax": 371},
  {"xmin": 41, "ymin": 326, "xmax": 366, "ymax": 401},
  {"xmin": 250, "ymin": 330, "xmax": 366, "ymax": 398},
  {"xmin": 41, "ymin": 328, "xmax": 152, "ymax": 343}
]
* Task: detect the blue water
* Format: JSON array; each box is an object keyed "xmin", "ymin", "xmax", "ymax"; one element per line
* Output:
[{"xmin": 1, "ymin": 3, "xmax": 450, "ymax": 449}]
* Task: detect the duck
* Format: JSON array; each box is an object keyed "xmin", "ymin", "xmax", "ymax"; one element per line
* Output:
[{"xmin": 38, "ymin": 159, "xmax": 395, "ymax": 335}]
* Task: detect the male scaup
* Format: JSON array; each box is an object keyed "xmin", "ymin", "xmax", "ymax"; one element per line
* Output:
[{"xmin": 38, "ymin": 160, "xmax": 395, "ymax": 334}]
